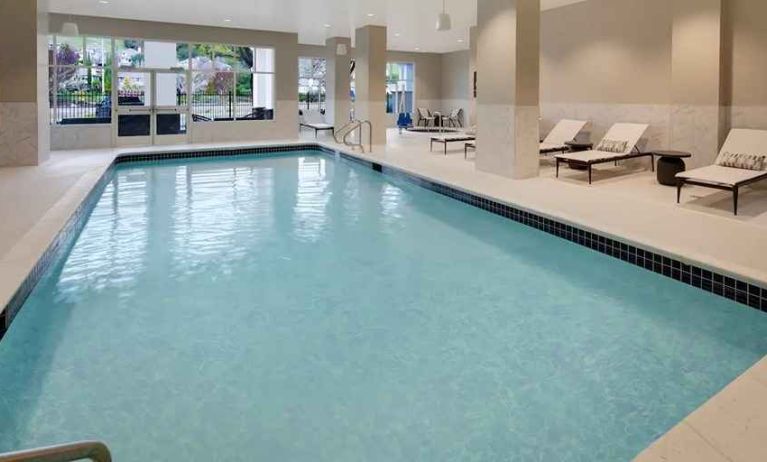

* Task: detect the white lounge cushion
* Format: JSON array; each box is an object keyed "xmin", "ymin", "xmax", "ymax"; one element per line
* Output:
[
  {"xmin": 301, "ymin": 109, "xmax": 329, "ymax": 126},
  {"xmin": 303, "ymin": 122, "xmax": 333, "ymax": 129},
  {"xmin": 555, "ymin": 149, "xmax": 635, "ymax": 163},
  {"xmin": 720, "ymin": 128, "xmax": 767, "ymax": 155},
  {"xmin": 433, "ymin": 135, "xmax": 476, "ymax": 142},
  {"xmin": 676, "ymin": 165, "xmax": 767, "ymax": 187},
  {"xmin": 542, "ymin": 119, "xmax": 589, "ymax": 146}
]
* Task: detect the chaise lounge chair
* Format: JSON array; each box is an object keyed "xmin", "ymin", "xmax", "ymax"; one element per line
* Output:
[
  {"xmin": 458, "ymin": 120, "xmax": 588, "ymax": 159},
  {"xmin": 299, "ymin": 110, "xmax": 334, "ymax": 138},
  {"xmin": 676, "ymin": 128, "xmax": 767, "ymax": 215},
  {"xmin": 430, "ymin": 133, "xmax": 477, "ymax": 155},
  {"xmin": 555, "ymin": 123, "xmax": 651, "ymax": 184},
  {"xmin": 540, "ymin": 119, "xmax": 589, "ymax": 155}
]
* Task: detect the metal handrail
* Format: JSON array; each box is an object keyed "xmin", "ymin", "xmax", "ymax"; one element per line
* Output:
[
  {"xmin": 335, "ymin": 119, "xmax": 373, "ymax": 153},
  {"xmin": 0, "ymin": 441, "xmax": 112, "ymax": 462}
]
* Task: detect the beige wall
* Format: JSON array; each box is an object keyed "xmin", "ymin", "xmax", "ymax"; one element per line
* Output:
[
  {"xmin": 440, "ymin": 50, "xmax": 471, "ymax": 126},
  {"xmin": 386, "ymin": 50, "xmax": 442, "ymax": 127},
  {"xmin": 539, "ymin": 0, "xmax": 674, "ymax": 150},
  {"xmin": 48, "ymin": 14, "xmax": 299, "ymax": 148},
  {"xmin": 541, "ymin": 0, "xmax": 673, "ymax": 106},
  {"xmin": 725, "ymin": 0, "xmax": 767, "ymax": 130}
]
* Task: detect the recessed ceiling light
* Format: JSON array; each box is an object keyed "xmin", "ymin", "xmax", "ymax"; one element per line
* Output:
[
  {"xmin": 415, "ymin": 47, "xmax": 420, "ymax": 51},
  {"xmin": 395, "ymin": 33, "xmax": 401, "ymax": 37},
  {"xmin": 457, "ymin": 39, "xmax": 464, "ymax": 43},
  {"xmin": 98, "ymin": 0, "xmax": 109, "ymax": 3},
  {"xmin": 224, "ymin": 19, "xmax": 232, "ymax": 23},
  {"xmin": 324, "ymin": 24, "xmax": 331, "ymax": 28},
  {"xmin": 366, "ymin": 13, "xmax": 375, "ymax": 17}
]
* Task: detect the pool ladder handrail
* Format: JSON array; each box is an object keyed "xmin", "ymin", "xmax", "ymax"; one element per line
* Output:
[
  {"xmin": 0, "ymin": 441, "xmax": 112, "ymax": 462},
  {"xmin": 334, "ymin": 119, "xmax": 373, "ymax": 153}
]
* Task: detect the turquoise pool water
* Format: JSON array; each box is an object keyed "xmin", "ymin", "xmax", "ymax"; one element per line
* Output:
[{"xmin": 1, "ymin": 152, "xmax": 766, "ymax": 461}]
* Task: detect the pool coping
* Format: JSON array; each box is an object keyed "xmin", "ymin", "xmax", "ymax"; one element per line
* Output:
[{"xmin": 1, "ymin": 141, "xmax": 766, "ymax": 340}]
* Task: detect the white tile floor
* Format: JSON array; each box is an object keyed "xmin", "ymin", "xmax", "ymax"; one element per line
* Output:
[{"xmin": 0, "ymin": 128, "xmax": 765, "ymax": 461}]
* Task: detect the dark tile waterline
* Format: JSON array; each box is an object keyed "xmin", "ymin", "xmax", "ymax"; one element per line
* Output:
[{"xmin": 1, "ymin": 143, "xmax": 764, "ymax": 340}]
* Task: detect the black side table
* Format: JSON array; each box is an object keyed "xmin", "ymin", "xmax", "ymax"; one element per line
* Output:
[
  {"xmin": 564, "ymin": 141, "xmax": 593, "ymax": 170},
  {"xmin": 653, "ymin": 150, "xmax": 692, "ymax": 186}
]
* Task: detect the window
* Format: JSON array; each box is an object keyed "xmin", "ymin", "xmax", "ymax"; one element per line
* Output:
[
  {"xmin": 190, "ymin": 44, "xmax": 275, "ymax": 121},
  {"xmin": 298, "ymin": 57, "xmax": 327, "ymax": 114},
  {"xmin": 48, "ymin": 36, "xmax": 276, "ymax": 126},
  {"xmin": 49, "ymin": 35, "xmax": 113, "ymax": 125},
  {"xmin": 386, "ymin": 62, "xmax": 414, "ymax": 114}
]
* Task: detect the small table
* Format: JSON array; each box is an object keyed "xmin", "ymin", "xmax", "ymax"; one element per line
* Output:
[
  {"xmin": 653, "ymin": 150, "xmax": 692, "ymax": 186},
  {"xmin": 564, "ymin": 141, "xmax": 594, "ymax": 170}
]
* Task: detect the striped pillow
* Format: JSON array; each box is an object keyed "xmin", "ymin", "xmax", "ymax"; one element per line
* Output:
[
  {"xmin": 715, "ymin": 152, "xmax": 766, "ymax": 171},
  {"xmin": 596, "ymin": 139, "xmax": 628, "ymax": 153}
]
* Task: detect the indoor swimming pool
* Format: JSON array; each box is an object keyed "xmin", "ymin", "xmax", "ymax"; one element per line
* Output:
[{"xmin": 1, "ymin": 150, "xmax": 766, "ymax": 461}]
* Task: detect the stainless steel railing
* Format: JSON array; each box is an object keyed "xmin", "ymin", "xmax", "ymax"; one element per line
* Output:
[
  {"xmin": 0, "ymin": 441, "xmax": 111, "ymax": 462},
  {"xmin": 334, "ymin": 119, "xmax": 373, "ymax": 153}
]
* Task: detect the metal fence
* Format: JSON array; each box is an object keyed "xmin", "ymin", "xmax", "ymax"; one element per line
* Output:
[{"xmin": 50, "ymin": 91, "xmax": 272, "ymax": 124}]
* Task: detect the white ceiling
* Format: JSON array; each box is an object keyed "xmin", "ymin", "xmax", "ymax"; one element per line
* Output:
[{"xmin": 49, "ymin": 0, "xmax": 588, "ymax": 53}]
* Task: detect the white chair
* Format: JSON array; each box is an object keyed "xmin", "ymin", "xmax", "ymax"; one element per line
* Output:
[
  {"xmin": 417, "ymin": 108, "xmax": 436, "ymax": 127},
  {"xmin": 299, "ymin": 110, "xmax": 334, "ymax": 138},
  {"xmin": 555, "ymin": 123, "xmax": 651, "ymax": 184},
  {"xmin": 676, "ymin": 128, "xmax": 767, "ymax": 215},
  {"xmin": 540, "ymin": 119, "xmax": 589, "ymax": 155}
]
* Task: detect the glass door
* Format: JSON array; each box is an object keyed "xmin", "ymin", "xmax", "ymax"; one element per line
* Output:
[
  {"xmin": 115, "ymin": 70, "xmax": 153, "ymax": 146},
  {"xmin": 115, "ymin": 70, "xmax": 189, "ymax": 146},
  {"xmin": 154, "ymin": 70, "xmax": 189, "ymax": 145}
]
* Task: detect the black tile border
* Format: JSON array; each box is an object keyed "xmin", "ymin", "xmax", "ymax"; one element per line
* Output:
[{"xmin": 2, "ymin": 143, "xmax": 765, "ymax": 340}]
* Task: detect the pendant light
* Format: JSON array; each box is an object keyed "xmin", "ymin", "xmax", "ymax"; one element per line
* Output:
[
  {"xmin": 61, "ymin": 14, "xmax": 79, "ymax": 36},
  {"xmin": 436, "ymin": 0, "xmax": 452, "ymax": 31},
  {"xmin": 61, "ymin": 22, "xmax": 79, "ymax": 36}
]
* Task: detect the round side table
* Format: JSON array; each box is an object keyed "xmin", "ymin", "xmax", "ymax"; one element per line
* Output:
[{"xmin": 653, "ymin": 150, "xmax": 692, "ymax": 186}]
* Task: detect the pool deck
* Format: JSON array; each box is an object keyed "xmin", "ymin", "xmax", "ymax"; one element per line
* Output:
[{"xmin": 0, "ymin": 128, "xmax": 766, "ymax": 461}]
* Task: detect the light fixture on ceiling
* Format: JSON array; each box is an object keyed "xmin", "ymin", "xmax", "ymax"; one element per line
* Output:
[
  {"xmin": 436, "ymin": 0, "xmax": 452, "ymax": 31},
  {"xmin": 366, "ymin": 13, "xmax": 375, "ymax": 17},
  {"xmin": 61, "ymin": 21, "xmax": 79, "ymax": 36}
]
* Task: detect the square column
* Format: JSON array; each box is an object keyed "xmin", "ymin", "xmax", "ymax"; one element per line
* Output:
[
  {"xmin": 475, "ymin": 0, "xmax": 540, "ymax": 179},
  {"xmin": 0, "ymin": 0, "xmax": 50, "ymax": 166},
  {"xmin": 325, "ymin": 37, "xmax": 352, "ymax": 131},
  {"xmin": 670, "ymin": 0, "xmax": 725, "ymax": 168},
  {"xmin": 354, "ymin": 25, "xmax": 387, "ymax": 145},
  {"xmin": 468, "ymin": 26, "xmax": 478, "ymax": 127}
]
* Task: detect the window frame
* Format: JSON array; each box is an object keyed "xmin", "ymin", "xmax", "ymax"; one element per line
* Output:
[
  {"xmin": 49, "ymin": 34, "xmax": 277, "ymax": 126},
  {"xmin": 385, "ymin": 61, "xmax": 416, "ymax": 115}
]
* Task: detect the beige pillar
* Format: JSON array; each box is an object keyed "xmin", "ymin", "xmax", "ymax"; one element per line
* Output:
[
  {"xmin": 475, "ymin": 0, "xmax": 540, "ymax": 179},
  {"xmin": 325, "ymin": 37, "xmax": 352, "ymax": 130},
  {"xmin": 354, "ymin": 25, "xmax": 387, "ymax": 145},
  {"xmin": 670, "ymin": 0, "xmax": 726, "ymax": 168},
  {"xmin": 468, "ymin": 26, "xmax": 478, "ymax": 127},
  {"xmin": 0, "ymin": 0, "xmax": 50, "ymax": 166}
]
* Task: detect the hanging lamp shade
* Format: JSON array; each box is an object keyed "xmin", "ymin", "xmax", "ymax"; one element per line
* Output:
[
  {"xmin": 61, "ymin": 22, "xmax": 80, "ymax": 36},
  {"xmin": 436, "ymin": 0, "xmax": 451, "ymax": 31}
]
